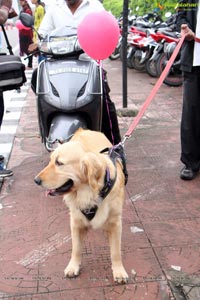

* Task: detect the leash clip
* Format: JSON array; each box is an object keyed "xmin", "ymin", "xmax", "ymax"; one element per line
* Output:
[{"xmin": 121, "ymin": 134, "xmax": 131, "ymax": 146}]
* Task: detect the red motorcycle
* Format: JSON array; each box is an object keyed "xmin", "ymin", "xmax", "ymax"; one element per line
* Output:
[
  {"xmin": 126, "ymin": 26, "xmax": 149, "ymax": 70},
  {"xmin": 127, "ymin": 26, "xmax": 159, "ymax": 71},
  {"xmin": 148, "ymin": 30, "xmax": 182, "ymax": 86}
]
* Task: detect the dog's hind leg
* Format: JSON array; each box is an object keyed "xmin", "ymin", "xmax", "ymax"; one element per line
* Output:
[
  {"xmin": 64, "ymin": 221, "xmax": 88, "ymax": 278},
  {"xmin": 106, "ymin": 219, "xmax": 129, "ymax": 284}
]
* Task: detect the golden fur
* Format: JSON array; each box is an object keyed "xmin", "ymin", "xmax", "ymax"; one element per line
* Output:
[{"xmin": 34, "ymin": 128, "xmax": 128, "ymax": 283}]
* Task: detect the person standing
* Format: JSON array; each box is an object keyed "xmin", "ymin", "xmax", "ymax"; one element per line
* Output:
[
  {"xmin": 19, "ymin": 0, "xmax": 33, "ymax": 69},
  {"xmin": 31, "ymin": 0, "xmax": 45, "ymax": 63},
  {"xmin": 0, "ymin": 0, "xmax": 13, "ymax": 178},
  {"xmin": 176, "ymin": 0, "xmax": 200, "ymax": 180}
]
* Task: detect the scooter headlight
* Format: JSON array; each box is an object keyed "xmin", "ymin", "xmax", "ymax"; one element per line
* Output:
[{"xmin": 49, "ymin": 35, "xmax": 79, "ymax": 55}]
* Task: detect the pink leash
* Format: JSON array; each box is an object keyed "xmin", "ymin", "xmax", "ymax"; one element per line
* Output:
[{"xmin": 122, "ymin": 35, "xmax": 186, "ymax": 144}]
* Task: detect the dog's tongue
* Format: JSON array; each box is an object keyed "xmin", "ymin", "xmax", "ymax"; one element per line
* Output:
[
  {"xmin": 45, "ymin": 189, "xmax": 55, "ymax": 197},
  {"xmin": 44, "ymin": 180, "xmax": 73, "ymax": 197}
]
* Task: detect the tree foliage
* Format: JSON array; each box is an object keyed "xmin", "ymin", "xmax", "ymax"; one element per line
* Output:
[
  {"xmin": 103, "ymin": 0, "xmax": 123, "ymax": 17},
  {"xmin": 103, "ymin": 0, "xmax": 178, "ymax": 19}
]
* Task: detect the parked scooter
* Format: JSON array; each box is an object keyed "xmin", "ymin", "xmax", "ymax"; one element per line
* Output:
[
  {"xmin": 127, "ymin": 30, "xmax": 157, "ymax": 71},
  {"xmin": 109, "ymin": 10, "xmax": 135, "ymax": 61},
  {"xmin": 149, "ymin": 29, "xmax": 182, "ymax": 86},
  {"xmin": 20, "ymin": 13, "xmax": 103, "ymax": 152},
  {"xmin": 125, "ymin": 11, "xmax": 171, "ymax": 71}
]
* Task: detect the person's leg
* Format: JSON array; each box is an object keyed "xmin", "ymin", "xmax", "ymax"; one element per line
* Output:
[
  {"xmin": 102, "ymin": 94, "xmax": 121, "ymax": 145},
  {"xmin": 38, "ymin": 54, "xmax": 45, "ymax": 63},
  {"xmin": 31, "ymin": 68, "xmax": 37, "ymax": 93},
  {"xmin": 0, "ymin": 91, "xmax": 4, "ymax": 164},
  {"xmin": 27, "ymin": 54, "xmax": 33, "ymax": 68},
  {"xmin": 101, "ymin": 70, "xmax": 121, "ymax": 145},
  {"xmin": 0, "ymin": 91, "xmax": 4, "ymax": 127},
  {"xmin": 180, "ymin": 67, "xmax": 200, "ymax": 179},
  {"xmin": 0, "ymin": 91, "xmax": 13, "ymax": 177},
  {"xmin": 101, "ymin": 71, "xmax": 128, "ymax": 184}
]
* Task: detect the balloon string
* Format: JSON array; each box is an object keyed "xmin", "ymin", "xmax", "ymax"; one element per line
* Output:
[{"xmin": 100, "ymin": 60, "xmax": 115, "ymax": 145}]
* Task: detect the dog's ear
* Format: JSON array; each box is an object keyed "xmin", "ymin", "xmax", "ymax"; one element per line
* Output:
[{"xmin": 80, "ymin": 153, "xmax": 104, "ymax": 191}]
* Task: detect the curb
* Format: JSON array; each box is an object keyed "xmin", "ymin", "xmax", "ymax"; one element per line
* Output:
[
  {"xmin": 0, "ymin": 70, "xmax": 32, "ymax": 185},
  {"xmin": 117, "ymin": 106, "xmax": 138, "ymax": 117}
]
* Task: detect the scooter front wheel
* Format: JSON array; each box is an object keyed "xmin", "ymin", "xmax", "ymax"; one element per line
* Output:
[
  {"xmin": 121, "ymin": 45, "xmax": 135, "ymax": 68},
  {"xmin": 145, "ymin": 59, "xmax": 158, "ymax": 77},
  {"xmin": 156, "ymin": 53, "xmax": 183, "ymax": 87},
  {"xmin": 46, "ymin": 114, "xmax": 87, "ymax": 152},
  {"xmin": 130, "ymin": 49, "xmax": 146, "ymax": 71},
  {"xmin": 109, "ymin": 37, "xmax": 122, "ymax": 60},
  {"xmin": 109, "ymin": 46, "xmax": 121, "ymax": 60}
]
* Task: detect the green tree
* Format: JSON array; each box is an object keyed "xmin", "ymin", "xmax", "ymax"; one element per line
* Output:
[
  {"xmin": 103, "ymin": 0, "xmax": 123, "ymax": 17},
  {"xmin": 103, "ymin": 0, "xmax": 178, "ymax": 19}
]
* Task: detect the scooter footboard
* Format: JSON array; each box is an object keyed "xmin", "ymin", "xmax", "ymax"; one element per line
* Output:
[{"xmin": 46, "ymin": 114, "xmax": 87, "ymax": 151}]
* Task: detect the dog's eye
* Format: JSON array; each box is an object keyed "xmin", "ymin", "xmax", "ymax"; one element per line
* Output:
[{"xmin": 55, "ymin": 159, "xmax": 64, "ymax": 166}]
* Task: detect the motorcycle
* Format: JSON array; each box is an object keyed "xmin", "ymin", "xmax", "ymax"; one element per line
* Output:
[
  {"xmin": 20, "ymin": 13, "xmax": 103, "ymax": 152},
  {"xmin": 127, "ymin": 30, "xmax": 158, "ymax": 71},
  {"xmin": 149, "ymin": 29, "xmax": 182, "ymax": 86},
  {"xmin": 109, "ymin": 34, "xmax": 122, "ymax": 60},
  {"xmin": 109, "ymin": 11, "xmax": 136, "ymax": 61},
  {"xmin": 125, "ymin": 11, "xmax": 170, "ymax": 71}
]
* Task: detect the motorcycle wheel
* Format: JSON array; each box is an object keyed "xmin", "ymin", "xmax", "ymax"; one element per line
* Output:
[
  {"xmin": 145, "ymin": 59, "xmax": 158, "ymax": 77},
  {"xmin": 120, "ymin": 46, "xmax": 123, "ymax": 61},
  {"xmin": 127, "ymin": 56, "xmax": 134, "ymax": 69},
  {"xmin": 109, "ymin": 46, "xmax": 121, "ymax": 60},
  {"xmin": 119, "ymin": 45, "xmax": 134, "ymax": 68},
  {"xmin": 130, "ymin": 50, "xmax": 146, "ymax": 71},
  {"xmin": 126, "ymin": 45, "xmax": 135, "ymax": 69},
  {"xmin": 109, "ymin": 37, "xmax": 122, "ymax": 60},
  {"xmin": 156, "ymin": 53, "xmax": 183, "ymax": 87}
]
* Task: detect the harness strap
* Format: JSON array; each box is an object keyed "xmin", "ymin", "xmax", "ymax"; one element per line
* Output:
[
  {"xmin": 99, "ymin": 167, "xmax": 116, "ymax": 199},
  {"xmin": 80, "ymin": 147, "xmax": 118, "ymax": 221},
  {"xmin": 81, "ymin": 205, "xmax": 98, "ymax": 221}
]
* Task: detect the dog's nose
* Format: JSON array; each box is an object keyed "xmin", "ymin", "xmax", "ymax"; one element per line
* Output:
[{"xmin": 34, "ymin": 177, "xmax": 42, "ymax": 185}]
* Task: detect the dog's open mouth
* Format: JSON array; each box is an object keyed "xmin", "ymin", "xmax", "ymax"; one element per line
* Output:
[{"xmin": 46, "ymin": 179, "xmax": 74, "ymax": 196}]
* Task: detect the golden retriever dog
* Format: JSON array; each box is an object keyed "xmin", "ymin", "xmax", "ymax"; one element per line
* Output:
[{"xmin": 34, "ymin": 128, "xmax": 128, "ymax": 283}]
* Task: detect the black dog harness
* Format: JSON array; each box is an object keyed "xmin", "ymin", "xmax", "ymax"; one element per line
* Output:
[{"xmin": 81, "ymin": 147, "xmax": 120, "ymax": 221}]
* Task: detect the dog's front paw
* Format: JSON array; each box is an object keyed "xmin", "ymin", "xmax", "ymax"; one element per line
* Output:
[
  {"xmin": 64, "ymin": 261, "xmax": 80, "ymax": 278},
  {"xmin": 113, "ymin": 266, "xmax": 129, "ymax": 284}
]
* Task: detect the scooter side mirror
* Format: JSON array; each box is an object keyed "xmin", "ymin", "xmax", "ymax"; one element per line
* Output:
[
  {"xmin": 19, "ymin": 12, "xmax": 34, "ymax": 28},
  {"xmin": 19, "ymin": 12, "xmax": 43, "ymax": 41}
]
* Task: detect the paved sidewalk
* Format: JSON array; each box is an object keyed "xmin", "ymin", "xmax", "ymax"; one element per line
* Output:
[
  {"xmin": 0, "ymin": 70, "xmax": 32, "ymax": 189},
  {"xmin": 0, "ymin": 59, "xmax": 200, "ymax": 300}
]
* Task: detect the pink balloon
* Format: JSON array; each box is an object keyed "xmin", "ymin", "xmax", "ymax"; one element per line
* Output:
[
  {"xmin": 15, "ymin": 20, "xmax": 30, "ymax": 31},
  {"xmin": 78, "ymin": 11, "xmax": 120, "ymax": 60}
]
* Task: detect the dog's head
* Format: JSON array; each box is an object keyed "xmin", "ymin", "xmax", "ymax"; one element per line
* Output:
[{"xmin": 34, "ymin": 140, "xmax": 109, "ymax": 196}]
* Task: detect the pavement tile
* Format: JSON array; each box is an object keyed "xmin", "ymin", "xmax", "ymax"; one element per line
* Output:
[
  {"xmin": 1, "ymin": 59, "xmax": 199, "ymax": 299},
  {"xmin": 0, "ymin": 282, "xmax": 173, "ymax": 300},
  {"xmin": 142, "ymin": 219, "xmax": 200, "ymax": 247},
  {"xmin": 155, "ymin": 245, "xmax": 200, "ymax": 276}
]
